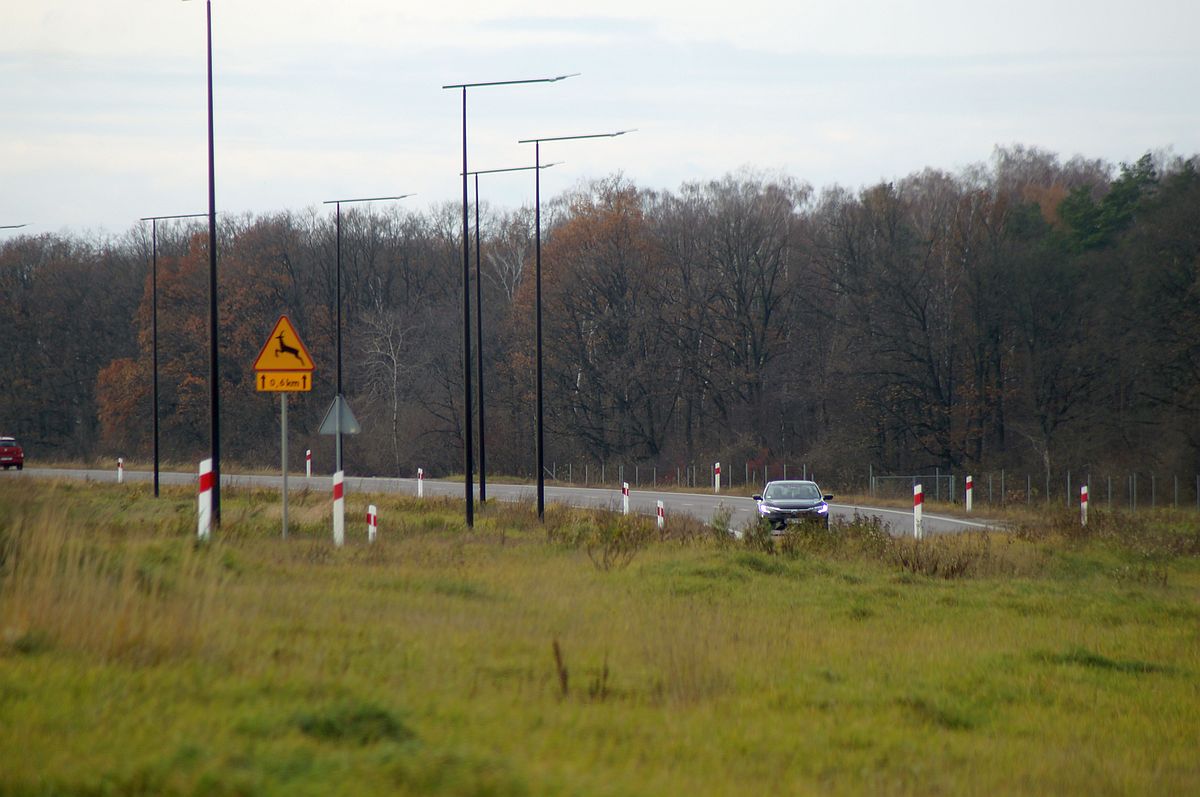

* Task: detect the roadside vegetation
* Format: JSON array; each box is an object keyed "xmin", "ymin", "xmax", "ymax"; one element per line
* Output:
[{"xmin": 2, "ymin": 478, "xmax": 1198, "ymax": 795}]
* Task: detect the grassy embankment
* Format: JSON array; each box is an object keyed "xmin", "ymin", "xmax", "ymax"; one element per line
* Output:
[{"xmin": 1, "ymin": 477, "xmax": 1198, "ymax": 795}]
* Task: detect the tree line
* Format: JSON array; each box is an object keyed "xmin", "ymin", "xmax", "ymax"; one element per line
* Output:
[{"xmin": 2, "ymin": 145, "xmax": 1197, "ymax": 487}]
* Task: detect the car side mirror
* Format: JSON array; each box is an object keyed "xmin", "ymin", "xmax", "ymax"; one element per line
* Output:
[
  {"xmin": 752, "ymin": 495, "xmax": 762, "ymax": 502},
  {"xmin": 823, "ymin": 494, "xmax": 834, "ymax": 501}
]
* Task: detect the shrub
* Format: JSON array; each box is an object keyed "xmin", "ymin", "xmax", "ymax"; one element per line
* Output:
[{"xmin": 585, "ymin": 515, "xmax": 653, "ymax": 571}]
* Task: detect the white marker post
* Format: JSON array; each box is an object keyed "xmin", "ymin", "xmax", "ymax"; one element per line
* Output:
[
  {"xmin": 913, "ymin": 483, "xmax": 924, "ymax": 540},
  {"xmin": 656, "ymin": 500, "xmax": 665, "ymax": 530},
  {"xmin": 333, "ymin": 470, "xmax": 345, "ymax": 547},
  {"xmin": 306, "ymin": 449, "xmax": 312, "ymax": 478},
  {"xmin": 197, "ymin": 458, "xmax": 213, "ymax": 541},
  {"xmin": 367, "ymin": 504, "xmax": 377, "ymax": 543},
  {"xmin": 1081, "ymin": 484, "xmax": 1088, "ymax": 527},
  {"xmin": 622, "ymin": 482, "xmax": 630, "ymax": 515},
  {"xmin": 117, "ymin": 457, "xmax": 124, "ymax": 484},
  {"xmin": 965, "ymin": 474, "xmax": 973, "ymax": 513},
  {"xmin": 417, "ymin": 467, "xmax": 424, "ymax": 498},
  {"xmin": 714, "ymin": 462, "xmax": 721, "ymax": 494}
]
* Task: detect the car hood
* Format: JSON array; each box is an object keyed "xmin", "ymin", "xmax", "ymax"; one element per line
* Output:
[{"xmin": 761, "ymin": 498, "xmax": 825, "ymax": 509}]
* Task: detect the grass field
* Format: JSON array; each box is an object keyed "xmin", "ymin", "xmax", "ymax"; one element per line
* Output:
[{"xmin": 1, "ymin": 477, "xmax": 1198, "ymax": 796}]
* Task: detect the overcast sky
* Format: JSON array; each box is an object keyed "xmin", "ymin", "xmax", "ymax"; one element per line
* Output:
[{"xmin": 3, "ymin": 0, "xmax": 1198, "ymax": 235}]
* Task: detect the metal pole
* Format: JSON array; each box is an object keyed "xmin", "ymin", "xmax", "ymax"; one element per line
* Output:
[
  {"xmin": 335, "ymin": 201, "xmax": 343, "ymax": 474},
  {"xmin": 281, "ymin": 393, "xmax": 288, "ymax": 539},
  {"xmin": 474, "ymin": 172, "xmax": 487, "ymax": 504},
  {"xmin": 535, "ymin": 140, "xmax": 545, "ymax": 520},
  {"xmin": 205, "ymin": 0, "xmax": 221, "ymax": 526},
  {"xmin": 461, "ymin": 86, "xmax": 474, "ymax": 527},
  {"xmin": 151, "ymin": 219, "xmax": 160, "ymax": 498}
]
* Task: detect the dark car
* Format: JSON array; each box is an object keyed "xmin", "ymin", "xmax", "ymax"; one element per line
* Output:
[
  {"xmin": 0, "ymin": 437, "xmax": 23, "ymax": 470},
  {"xmin": 753, "ymin": 480, "xmax": 832, "ymax": 530}
]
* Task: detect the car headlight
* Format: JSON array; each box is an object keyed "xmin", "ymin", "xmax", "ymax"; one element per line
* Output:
[
  {"xmin": 758, "ymin": 503, "xmax": 779, "ymax": 515},
  {"xmin": 816, "ymin": 504, "xmax": 828, "ymax": 514}
]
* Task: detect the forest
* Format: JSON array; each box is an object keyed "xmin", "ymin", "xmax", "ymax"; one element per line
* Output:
[{"xmin": 2, "ymin": 145, "xmax": 1198, "ymax": 495}]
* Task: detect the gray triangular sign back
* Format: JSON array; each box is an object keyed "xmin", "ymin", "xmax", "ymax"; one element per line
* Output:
[{"xmin": 319, "ymin": 394, "xmax": 361, "ymax": 435}]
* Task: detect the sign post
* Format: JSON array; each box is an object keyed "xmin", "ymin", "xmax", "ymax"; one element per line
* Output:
[
  {"xmin": 966, "ymin": 474, "xmax": 973, "ymax": 513},
  {"xmin": 714, "ymin": 462, "xmax": 721, "ymax": 494},
  {"xmin": 281, "ymin": 394, "xmax": 288, "ymax": 538},
  {"xmin": 1081, "ymin": 484, "xmax": 1089, "ymax": 527},
  {"xmin": 253, "ymin": 315, "xmax": 315, "ymax": 539},
  {"xmin": 622, "ymin": 482, "xmax": 630, "ymax": 515}
]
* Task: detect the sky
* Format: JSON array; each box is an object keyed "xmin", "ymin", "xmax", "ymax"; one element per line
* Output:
[{"xmin": 2, "ymin": 0, "xmax": 1198, "ymax": 236}]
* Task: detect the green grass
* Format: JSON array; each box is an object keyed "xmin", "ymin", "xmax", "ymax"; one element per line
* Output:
[{"xmin": 1, "ymin": 479, "xmax": 1198, "ymax": 795}]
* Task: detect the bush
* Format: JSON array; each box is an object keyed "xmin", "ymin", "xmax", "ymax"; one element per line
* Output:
[{"xmin": 585, "ymin": 515, "xmax": 653, "ymax": 571}]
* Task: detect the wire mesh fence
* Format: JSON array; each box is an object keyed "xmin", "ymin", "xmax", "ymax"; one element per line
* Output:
[{"xmin": 534, "ymin": 459, "xmax": 1200, "ymax": 512}]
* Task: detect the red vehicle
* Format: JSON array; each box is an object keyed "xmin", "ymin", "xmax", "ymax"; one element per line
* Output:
[{"xmin": 0, "ymin": 437, "xmax": 23, "ymax": 470}]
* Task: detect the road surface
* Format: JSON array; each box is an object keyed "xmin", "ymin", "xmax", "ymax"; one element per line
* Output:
[{"xmin": 7, "ymin": 467, "xmax": 997, "ymax": 536}]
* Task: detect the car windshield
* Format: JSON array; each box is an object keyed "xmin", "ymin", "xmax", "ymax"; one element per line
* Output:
[
  {"xmin": 0, "ymin": 439, "xmax": 17, "ymax": 448},
  {"xmin": 764, "ymin": 483, "xmax": 820, "ymax": 501}
]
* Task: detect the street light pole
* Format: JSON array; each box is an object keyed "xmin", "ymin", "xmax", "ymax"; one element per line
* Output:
[
  {"xmin": 463, "ymin": 163, "xmax": 559, "ymax": 505},
  {"xmin": 321, "ymin": 194, "xmax": 414, "ymax": 474},
  {"xmin": 441, "ymin": 73, "xmax": 576, "ymax": 528},
  {"xmin": 183, "ymin": 0, "xmax": 223, "ymax": 525},
  {"xmin": 139, "ymin": 212, "xmax": 207, "ymax": 498},
  {"xmin": 518, "ymin": 130, "xmax": 634, "ymax": 519}
]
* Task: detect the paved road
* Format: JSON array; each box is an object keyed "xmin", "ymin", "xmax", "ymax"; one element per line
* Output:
[{"xmin": 8, "ymin": 467, "xmax": 997, "ymax": 536}]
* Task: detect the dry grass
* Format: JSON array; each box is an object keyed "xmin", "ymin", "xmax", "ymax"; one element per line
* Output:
[{"xmin": 1, "ymin": 478, "xmax": 1198, "ymax": 796}]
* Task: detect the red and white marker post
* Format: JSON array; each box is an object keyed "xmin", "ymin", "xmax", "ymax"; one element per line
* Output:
[
  {"xmin": 367, "ymin": 504, "xmax": 378, "ymax": 543},
  {"xmin": 656, "ymin": 500, "xmax": 665, "ymax": 530},
  {"xmin": 117, "ymin": 457, "xmax": 124, "ymax": 484},
  {"xmin": 913, "ymin": 483, "xmax": 924, "ymax": 540},
  {"xmin": 417, "ymin": 467, "xmax": 424, "ymax": 498},
  {"xmin": 1080, "ymin": 484, "xmax": 1088, "ymax": 527},
  {"xmin": 714, "ymin": 462, "xmax": 721, "ymax": 494},
  {"xmin": 198, "ymin": 458, "xmax": 213, "ymax": 541},
  {"xmin": 965, "ymin": 474, "xmax": 973, "ymax": 513},
  {"xmin": 332, "ymin": 470, "xmax": 345, "ymax": 547},
  {"xmin": 622, "ymin": 482, "xmax": 630, "ymax": 515},
  {"xmin": 305, "ymin": 449, "xmax": 312, "ymax": 478}
]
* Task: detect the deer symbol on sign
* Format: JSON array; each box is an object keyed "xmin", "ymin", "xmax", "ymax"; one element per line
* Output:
[{"xmin": 275, "ymin": 331, "xmax": 304, "ymax": 364}]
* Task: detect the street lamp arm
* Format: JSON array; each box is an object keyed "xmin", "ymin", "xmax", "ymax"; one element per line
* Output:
[
  {"xmin": 519, "ymin": 129, "xmax": 635, "ymax": 144},
  {"xmin": 139, "ymin": 213, "xmax": 208, "ymax": 222},
  {"xmin": 322, "ymin": 193, "xmax": 416, "ymax": 205},
  {"xmin": 463, "ymin": 162, "xmax": 562, "ymax": 177},
  {"xmin": 442, "ymin": 73, "xmax": 579, "ymax": 90}
]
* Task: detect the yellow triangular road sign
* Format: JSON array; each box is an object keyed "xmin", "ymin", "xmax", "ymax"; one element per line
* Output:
[{"xmin": 253, "ymin": 315, "xmax": 315, "ymax": 371}]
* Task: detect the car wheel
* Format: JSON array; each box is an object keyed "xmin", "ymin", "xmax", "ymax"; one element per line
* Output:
[{"xmin": 16, "ymin": 464, "xmax": 22, "ymax": 470}]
